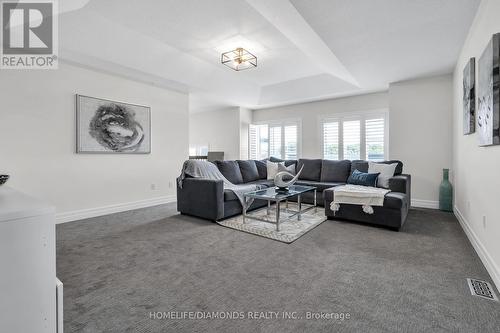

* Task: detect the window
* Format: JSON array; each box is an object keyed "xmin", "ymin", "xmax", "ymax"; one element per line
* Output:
[
  {"xmin": 284, "ymin": 125, "xmax": 298, "ymax": 160},
  {"xmin": 269, "ymin": 126, "xmax": 281, "ymax": 158},
  {"xmin": 320, "ymin": 111, "xmax": 387, "ymax": 161},
  {"xmin": 189, "ymin": 144, "xmax": 209, "ymax": 156},
  {"xmin": 343, "ymin": 120, "xmax": 361, "ymax": 160},
  {"xmin": 249, "ymin": 124, "xmax": 268, "ymax": 160},
  {"xmin": 365, "ymin": 118, "xmax": 385, "ymax": 161},
  {"xmin": 249, "ymin": 120, "xmax": 300, "ymax": 159},
  {"xmin": 323, "ymin": 122, "xmax": 339, "ymax": 160}
]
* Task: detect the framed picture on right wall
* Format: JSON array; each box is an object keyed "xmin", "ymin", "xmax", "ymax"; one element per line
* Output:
[
  {"xmin": 477, "ymin": 32, "xmax": 500, "ymax": 146},
  {"xmin": 463, "ymin": 57, "xmax": 475, "ymax": 135}
]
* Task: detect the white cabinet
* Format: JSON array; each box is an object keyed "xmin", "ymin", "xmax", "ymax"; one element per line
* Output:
[{"xmin": 0, "ymin": 187, "xmax": 57, "ymax": 333}]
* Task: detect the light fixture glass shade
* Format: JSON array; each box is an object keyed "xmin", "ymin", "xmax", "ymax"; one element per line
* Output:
[{"xmin": 221, "ymin": 47, "xmax": 257, "ymax": 71}]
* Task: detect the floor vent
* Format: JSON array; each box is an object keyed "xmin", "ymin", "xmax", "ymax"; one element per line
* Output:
[{"xmin": 467, "ymin": 278, "xmax": 498, "ymax": 301}]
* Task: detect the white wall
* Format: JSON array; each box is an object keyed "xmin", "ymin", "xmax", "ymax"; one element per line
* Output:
[
  {"xmin": 452, "ymin": 0, "xmax": 500, "ymax": 288},
  {"xmin": 189, "ymin": 107, "xmax": 248, "ymax": 161},
  {"xmin": 189, "ymin": 107, "xmax": 240, "ymax": 160},
  {"xmin": 0, "ymin": 62, "xmax": 189, "ymax": 221},
  {"xmin": 252, "ymin": 92, "xmax": 389, "ymax": 158},
  {"xmin": 389, "ymin": 75, "xmax": 453, "ymax": 207},
  {"xmin": 239, "ymin": 107, "xmax": 252, "ymax": 160}
]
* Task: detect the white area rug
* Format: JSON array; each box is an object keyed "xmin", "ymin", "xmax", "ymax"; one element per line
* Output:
[{"xmin": 217, "ymin": 203, "xmax": 327, "ymax": 243}]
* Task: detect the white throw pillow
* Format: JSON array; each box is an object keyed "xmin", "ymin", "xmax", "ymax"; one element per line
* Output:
[
  {"xmin": 266, "ymin": 161, "xmax": 283, "ymax": 180},
  {"xmin": 279, "ymin": 163, "xmax": 296, "ymax": 175},
  {"xmin": 368, "ymin": 162, "xmax": 397, "ymax": 188}
]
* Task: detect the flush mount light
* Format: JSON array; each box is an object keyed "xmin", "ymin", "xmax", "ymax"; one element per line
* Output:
[{"xmin": 221, "ymin": 47, "xmax": 257, "ymax": 71}]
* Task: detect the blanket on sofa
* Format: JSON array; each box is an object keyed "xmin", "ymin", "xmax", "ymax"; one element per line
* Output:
[
  {"xmin": 330, "ymin": 185, "xmax": 390, "ymax": 214},
  {"xmin": 178, "ymin": 160, "xmax": 263, "ymax": 209}
]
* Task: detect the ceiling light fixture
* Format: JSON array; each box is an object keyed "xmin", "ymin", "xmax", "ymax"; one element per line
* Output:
[{"xmin": 221, "ymin": 47, "xmax": 257, "ymax": 71}]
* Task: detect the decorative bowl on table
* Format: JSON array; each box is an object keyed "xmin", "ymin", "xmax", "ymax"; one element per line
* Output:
[{"xmin": 0, "ymin": 175, "xmax": 9, "ymax": 186}]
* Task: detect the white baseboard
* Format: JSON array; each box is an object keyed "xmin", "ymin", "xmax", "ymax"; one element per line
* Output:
[
  {"xmin": 56, "ymin": 195, "xmax": 176, "ymax": 224},
  {"xmin": 411, "ymin": 199, "xmax": 439, "ymax": 209},
  {"xmin": 454, "ymin": 206, "xmax": 500, "ymax": 291}
]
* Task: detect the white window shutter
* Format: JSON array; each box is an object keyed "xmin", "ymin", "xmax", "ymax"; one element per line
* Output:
[
  {"xmin": 269, "ymin": 126, "xmax": 282, "ymax": 158},
  {"xmin": 249, "ymin": 124, "xmax": 258, "ymax": 159},
  {"xmin": 323, "ymin": 122, "xmax": 339, "ymax": 160},
  {"xmin": 248, "ymin": 121, "xmax": 299, "ymax": 160},
  {"xmin": 284, "ymin": 125, "xmax": 298, "ymax": 160},
  {"xmin": 343, "ymin": 120, "xmax": 361, "ymax": 160},
  {"xmin": 365, "ymin": 118, "xmax": 385, "ymax": 161}
]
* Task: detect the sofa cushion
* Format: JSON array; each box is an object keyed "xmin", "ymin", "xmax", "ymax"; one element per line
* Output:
[
  {"xmin": 383, "ymin": 192, "xmax": 408, "ymax": 209},
  {"xmin": 295, "ymin": 180, "xmax": 345, "ymax": 192},
  {"xmin": 351, "ymin": 160, "xmax": 403, "ymax": 175},
  {"xmin": 237, "ymin": 160, "xmax": 260, "ymax": 183},
  {"xmin": 320, "ymin": 160, "xmax": 351, "ymax": 182},
  {"xmin": 347, "ymin": 170, "xmax": 379, "ymax": 187},
  {"xmin": 214, "ymin": 161, "xmax": 243, "ymax": 184},
  {"xmin": 224, "ymin": 190, "xmax": 239, "ymax": 202},
  {"xmin": 297, "ymin": 159, "xmax": 322, "ymax": 181},
  {"xmin": 254, "ymin": 160, "xmax": 267, "ymax": 179},
  {"xmin": 269, "ymin": 156, "xmax": 297, "ymax": 167}
]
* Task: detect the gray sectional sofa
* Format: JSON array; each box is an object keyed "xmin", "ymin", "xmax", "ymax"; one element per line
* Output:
[{"xmin": 177, "ymin": 158, "xmax": 411, "ymax": 230}]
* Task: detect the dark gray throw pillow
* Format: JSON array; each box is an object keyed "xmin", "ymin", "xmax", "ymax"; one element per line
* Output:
[
  {"xmin": 214, "ymin": 161, "xmax": 244, "ymax": 184},
  {"xmin": 320, "ymin": 160, "xmax": 351, "ymax": 182},
  {"xmin": 347, "ymin": 170, "xmax": 380, "ymax": 187},
  {"xmin": 237, "ymin": 160, "xmax": 260, "ymax": 183}
]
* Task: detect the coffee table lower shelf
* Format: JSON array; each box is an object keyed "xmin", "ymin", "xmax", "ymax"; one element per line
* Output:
[{"xmin": 242, "ymin": 186, "xmax": 317, "ymax": 231}]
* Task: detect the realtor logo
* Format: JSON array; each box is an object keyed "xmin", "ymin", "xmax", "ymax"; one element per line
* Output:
[{"xmin": 1, "ymin": 0, "xmax": 58, "ymax": 69}]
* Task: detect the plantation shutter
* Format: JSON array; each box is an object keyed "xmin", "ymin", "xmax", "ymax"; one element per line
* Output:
[
  {"xmin": 323, "ymin": 122, "xmax": 339, "ymax": 160},
  {"xmin": 284, "ymin": 125, "xmax": 298, "ymax": 160},
  {"xmin": 269, "ymin": 126, "xmax": 282, "ymax": 158},
  {"xmin": 365, "ymin": 118, "xmax": 385, "ymax": 161},
  {"xmin": 249, "ymin": 124, "xmax": 258, "ymax": 159},
  {"xmin": 343, "ymin": 120, "xmax": 361, "ymax": 160}
]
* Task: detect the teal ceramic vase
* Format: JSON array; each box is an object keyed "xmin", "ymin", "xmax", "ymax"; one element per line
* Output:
[{"xmin": 439, "ymin": 168, "xmax": 453, "ymax": 212}]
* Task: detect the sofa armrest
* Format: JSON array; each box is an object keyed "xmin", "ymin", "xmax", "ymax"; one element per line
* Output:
[
  {"xmin": 177, "ymin": 177, "xmax": 224, "ymax": 221},
  {"xmin": 323, "ymin": 187, "xmax": 334, "ymax": 203},
  {"xmin": 389, "ymin": 174, "xmax": 411, "ymax": 203}
]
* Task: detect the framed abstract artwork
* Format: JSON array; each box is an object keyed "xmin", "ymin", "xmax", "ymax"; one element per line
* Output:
[
  {"xmin": 76, "ymin": 95, "xmax": 151, "ymax": 153},
  {"xmin": 463, "ymin": 58, "xmax": 475, "ymax": 135},
  {"xmin": 477, "ymin": 33, "xmax": 500, "ymax": 146}
]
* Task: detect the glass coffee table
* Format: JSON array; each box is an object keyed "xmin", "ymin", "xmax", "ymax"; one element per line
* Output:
[{"xmin": 243, "ymin": 185, "xmax": 317, "ymax": 231}]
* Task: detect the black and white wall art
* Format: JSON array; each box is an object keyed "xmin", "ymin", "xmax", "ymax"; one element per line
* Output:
[
  {"xmin": 77, "ymin": 95, "xmax": 151, "ymax": 153},
  {"xmin": 477, "ymin": 33, "xmax": 500, "ymax": 146},
  {"xmin": 463, "ymin": 58, "xmax": 475, "ymax": 135}
]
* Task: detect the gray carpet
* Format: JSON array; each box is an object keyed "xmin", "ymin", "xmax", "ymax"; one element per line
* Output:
[{"xmin": 57, "ymin": 205, "xmax": 500, "ymax": 332}]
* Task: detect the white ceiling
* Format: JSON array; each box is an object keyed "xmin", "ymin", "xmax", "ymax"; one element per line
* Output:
[{"xmin": 59, "ymin": 0, "xmax": 480, "ymax": 112}]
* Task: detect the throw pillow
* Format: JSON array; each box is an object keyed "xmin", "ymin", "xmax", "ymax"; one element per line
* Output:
[
  {"xmin": 347, "ymin": 170, "xmax": 380, "ymax": 187},
  {"xmin": 279, "ymin": 163, "xmax": 296, "ymax": 175},
  {"xmin": 368, "ymin": 162, "xmax": 397, "ymax": 188},
  {"xmin": 277, "ymin": 163, "xmax": 295, "ymax": 181},
  {"xmin": 266, "ymin": 161, "xmax": 283, "ymax": 180}
]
